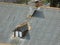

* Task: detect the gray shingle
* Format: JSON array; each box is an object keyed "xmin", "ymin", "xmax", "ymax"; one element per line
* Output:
[{"xmin": 0, "ymin": 3, "xmax": 60, "ymax": 45}]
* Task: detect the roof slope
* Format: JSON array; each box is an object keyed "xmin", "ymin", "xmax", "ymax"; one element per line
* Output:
[
  {"xmin": 0, "ymin": 3, "xmax": 60, "ymax": 45},
  {"xmin": 0, "ymin": 0, "xmax": 16, "ymax": 2}
]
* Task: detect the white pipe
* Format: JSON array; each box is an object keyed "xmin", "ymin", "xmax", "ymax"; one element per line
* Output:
[
  {"xmin": 19, "ymin": 32, "xmax": 22, "ymax": 37},
  {"xmin": 16, "ymin": 31, "xmax": 18, "ymax": 37}
]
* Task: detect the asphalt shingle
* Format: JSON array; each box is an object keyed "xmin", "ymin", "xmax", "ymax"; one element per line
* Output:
[{"xmin": 0, "ymin": 3, "xmax": 60, "ymax": 45}]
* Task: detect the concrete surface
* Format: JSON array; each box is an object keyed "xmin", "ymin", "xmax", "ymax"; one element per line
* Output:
[{"xmin": 0, "ymin": 3, "xmax": 60, "ymax": 45}]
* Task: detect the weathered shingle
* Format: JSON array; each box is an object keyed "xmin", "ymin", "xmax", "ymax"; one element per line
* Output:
[{"xmin": 0, "ymin": 3, "xmax": 60, "ymax": 45}]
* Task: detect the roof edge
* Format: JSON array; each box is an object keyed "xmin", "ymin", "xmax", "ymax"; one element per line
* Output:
[{"xmin": 0, "ymin": 2, "xmax": 28, "ymax": 6}]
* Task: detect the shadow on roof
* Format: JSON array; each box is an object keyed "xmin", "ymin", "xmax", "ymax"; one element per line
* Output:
[
  {"xmin": 33, "ymin": 10, "xmax": 45, "ymax": 18},
  {"xmin": 25, "ymin": 31, "xmax": 30, "ymax": 40}
]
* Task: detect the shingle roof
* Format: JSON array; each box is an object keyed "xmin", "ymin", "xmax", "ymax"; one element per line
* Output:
[{"xmin": 0, "ymin": 3, "xmax": 60, "ymax": 45}]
